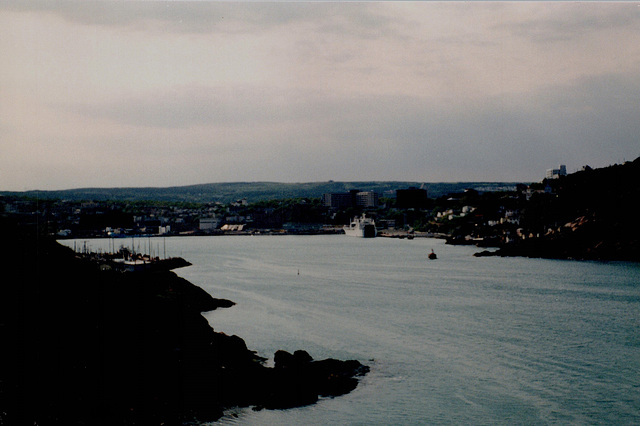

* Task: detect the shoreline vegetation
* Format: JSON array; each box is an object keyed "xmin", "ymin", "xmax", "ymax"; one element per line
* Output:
[{"xmin": 0, "ymin": 224, "xmax": 369, "ymax": 425}]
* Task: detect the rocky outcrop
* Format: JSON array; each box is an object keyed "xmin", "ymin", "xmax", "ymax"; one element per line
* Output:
[
  {"xmin": 261, "ymin": 349, "xmax": 369, "ymax": 409},
  {"xmin": 475, "ymin": 212, "xmax": 640, "ymax": 261},
  {"xmin": 473, "ymin": 159, "xmax": 640, "ymax": 262},
  {"xmin": 0, "ymin": 224, "xmax": 368, "ymax": 425}
]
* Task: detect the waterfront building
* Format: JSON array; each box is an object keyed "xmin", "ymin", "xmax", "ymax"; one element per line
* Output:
[
  {"xmin": 199, "ymin": 217, "xmax": 219, "ymax": 231},
  {"xmin": 220, "ymin": 224, "xmax": 245, "ymax": 231}
]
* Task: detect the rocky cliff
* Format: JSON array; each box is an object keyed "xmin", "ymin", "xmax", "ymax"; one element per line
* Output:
[
  {"xmin": 477, "ymin": 158, "xmax": 640, "ymax": 262},
  {"xmin": 0, "ymin": 222, "xmax": 368, "ymax": 425}
]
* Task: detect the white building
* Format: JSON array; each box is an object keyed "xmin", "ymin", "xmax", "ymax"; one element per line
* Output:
[
  {"xmin": 546, "ymin": 165, "xmax": 567, "ymax": 179},
  {"xmin": 221, "ymin": 224, "xmax": 245, "ymax": 231},
  {"xmin": 199, "ymin": 217, "xmax": 219, "ymax": 231}
]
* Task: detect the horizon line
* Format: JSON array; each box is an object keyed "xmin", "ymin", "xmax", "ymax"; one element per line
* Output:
[{"xmin": 2, "ymin": 179, "xmax": 530, "ymax": 193}]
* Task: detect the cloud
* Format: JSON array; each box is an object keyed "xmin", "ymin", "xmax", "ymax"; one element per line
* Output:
[
  {"xmin": 62, "ymin": 68, "xmax": 640, "ymax": 181},
  {"xmin": 496, "ymin": 2, "xmax": 640, "ymax": 43},
  {"xmin": 1, "ymin": 1, "xmax": 406, "ymax": 38},
  {"xmin": 2, "ymin": 2, "xmax": 640, "ymax": 190}
]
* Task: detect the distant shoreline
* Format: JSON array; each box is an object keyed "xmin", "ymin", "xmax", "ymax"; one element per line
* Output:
[
  {"xmin": 1, "ymin": 181, "xmax": 521, "ymax": 204},
  {"xmin": 58, "ymin": 230, "xmax": 638, "ymax": 263},
  {"xmin": 56, "ymin": 230, "xmax": 451, "ymax": 240}
]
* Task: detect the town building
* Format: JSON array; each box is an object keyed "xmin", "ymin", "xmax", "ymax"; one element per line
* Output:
[
  {"xmin": 546, "ymin": 165, "xmax": 567, "ymax": 179},
  {"xmin": 323, "ymin": 192, "xmax": 354, "ymax": 209},
  {"xmin": 323, "ymin": 190, "xmax": 379, "ymax": 208},
  {"xmin": 396, "ymin": 187, "xmax": 428, "ymax": 209},
  {"xmin": 355, "ymin": 191, "xmax": 379, "ymax": 208},
  {"xmin": 199, "ymin": 217, "xmax": 219, "ymax": 231}
]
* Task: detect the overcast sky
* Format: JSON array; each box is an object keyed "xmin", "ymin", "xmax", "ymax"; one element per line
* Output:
[{"xmin": 1, "ymin": 1, "xmax": 639, "ymax": 191}]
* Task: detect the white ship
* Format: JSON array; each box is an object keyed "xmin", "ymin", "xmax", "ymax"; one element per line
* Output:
[{"xmin": 343, "ymin": 214, "xmax": 377, "ymax": 238}]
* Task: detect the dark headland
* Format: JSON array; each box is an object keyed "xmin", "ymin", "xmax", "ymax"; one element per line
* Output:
[
  {"xmin": 0, "ymin": 222, "xmax": 368, "ymax": 425},
  {"xmin": 470, "ymin": 157, "xmax": 640, "ymax": 262}
]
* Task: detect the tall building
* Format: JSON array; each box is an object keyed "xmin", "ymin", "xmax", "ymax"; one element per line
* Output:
[
  {"xmin": 546, "ymin": 165, "xmax": 567, "ymax": 179},
  {"xmin": 323, "ymin": 190, "xmax": 379, "ymax": 208},
  {"xmin": 396, "ymin": 187, "xmax": 428, "ymax": 209},
  {"xmin": 355, "ymin": 191, "xmax": 379, "ymax": 208},
  {"xmin": 323, "ymin": 192, "xmax": 353, "ymax": 208}
]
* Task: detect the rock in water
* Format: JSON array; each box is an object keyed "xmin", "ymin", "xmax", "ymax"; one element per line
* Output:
[{"xmin": 261, "ymin": 350, "xmax": 370, "ymax": 409}]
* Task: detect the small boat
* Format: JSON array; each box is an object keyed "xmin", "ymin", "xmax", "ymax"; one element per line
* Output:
[
  {"xmin": 343, "ymin": 214, "xmax": 377, "ymax": 238},
  {"xmin": 428, "ymin": 249, "xmax": 437, "ymax": 260}
]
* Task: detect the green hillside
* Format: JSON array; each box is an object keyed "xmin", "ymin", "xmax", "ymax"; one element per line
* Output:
[{"xmin": 1, "ymin": 181, "xmax": 519, "ymax": 203}]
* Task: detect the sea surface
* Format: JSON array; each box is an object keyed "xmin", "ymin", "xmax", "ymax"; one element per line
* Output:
[{"xmin": 62, "ymin": 235, "xmax": 640, "ymax": 425}]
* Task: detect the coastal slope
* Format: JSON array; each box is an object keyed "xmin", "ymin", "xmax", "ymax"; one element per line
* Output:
[
  {"xmin": 0, "ymin": 221, "xmax": 368, "ymax": 424},
  {"xmin": 477, "ymin": 158, "xmax": 640, "ymax": 261}
]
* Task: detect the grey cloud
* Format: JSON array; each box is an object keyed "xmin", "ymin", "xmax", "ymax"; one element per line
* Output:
[
  {"xmin": 21, "ymin": 74, "xmax": 640, "ymax": 185},
  {"xmin": 71, "ymin": 70, "xmax": 640, "ymax": 166},
  {"xmin": 534, "ymin": 74, "xmax": 640, "ymax": 160},
  {"xmin": 496, "ymin": 4, "xmax": 640, "ymax": 43},
  {"xmin": 319, "ymin": 72, "xmax": 640, "ymax": 178},
  {"xmin": 2, "ymin": 1, "xmax": 405, "ymax": 38},
  {"xmin": 71, "ymin": 85, "xmax": 321, "ymax": 129}
]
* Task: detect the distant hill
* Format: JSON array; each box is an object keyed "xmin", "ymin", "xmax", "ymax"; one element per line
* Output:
[{"xmin": 1, "ymin": 181, "xmax": 520, "ymax": 204}]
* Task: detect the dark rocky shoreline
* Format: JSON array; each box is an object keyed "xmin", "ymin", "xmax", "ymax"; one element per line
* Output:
[
  {"xmin": 470, "ymin": 213, "xmax": 640, "ymax": 262},
  {"xmin": 0, "ymin": 222, "xmax": 368, "ymax": 425}
]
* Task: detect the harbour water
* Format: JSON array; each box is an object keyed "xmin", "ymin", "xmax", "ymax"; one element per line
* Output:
[{"xmin": 62, "ymin": 235, "xmax": 640, "ymax": 425}]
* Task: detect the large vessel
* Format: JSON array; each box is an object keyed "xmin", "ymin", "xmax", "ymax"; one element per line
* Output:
[{"xmin": 343, "ymin": 214, "xmax": 377, "ymax": 238}]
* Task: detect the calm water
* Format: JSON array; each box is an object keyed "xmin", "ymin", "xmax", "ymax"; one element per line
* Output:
[{"xmin": 62, "ymin": 235, "xmax": 640, "ymax": 425}]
